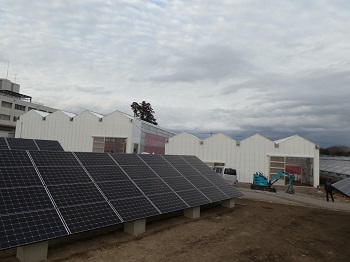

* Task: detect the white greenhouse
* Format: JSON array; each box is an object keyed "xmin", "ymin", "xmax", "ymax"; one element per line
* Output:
[
  {"xmin": 16, "ymin": 109, "xmax": 175, "ymax": 154},
  {"xmin": 165, "ymin": 132, "xmax": 320, "ymax": 187}
]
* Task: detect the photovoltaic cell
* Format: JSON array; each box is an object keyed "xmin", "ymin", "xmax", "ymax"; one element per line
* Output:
[
  {"xmin": 138, "ymin": 154, "xmax": 169, "ymax": 165},
  {"xmin": 0, "ymin": 167, "xmax": 42, "ymax": 187},
  {"xmin": 74, "ymin": 152, "xmax": 117, "ymax": 166},
  {"xmin": 47, "ymin": 183, "xmax": 106, "ymax": 207},
  {"xmin": 0, "ymin": 150, "xmax": 33, "ymax": 167},
  {"xmin": 97, "ymin": 180, "xmax": 144, "ymax": 200},
  {"xmin": 204, "ymin": 174, "xmax": 244, "ymax": 198},
  {"xmin": 0, "ymin": 137, "xmax": 8, "ymax": 150},
  {"xmin": 180, "ymin": 155, "xmax": 204, "ymax": 165},
  {"xmin": 148, "ymin": 165, "xmax": 182, "ymax": 178},
  {"xmin": 0, "ymin": 209, "xmax": 68, "ymax": 250},
  {"xmin": 199, "ymin": 187, "xmax": 229, "ymax": 202},
  {"xmin": 185, "ymin": 175, "xmax": 214, "ymax": 188},
  {"xmin": 0, "ymin": 186, "xmax": 55, "ymax": 213},
  {"xmin": 191, "ymin": 164, "xmax": 217, "ymax": 174},
  {"xmin": 111, "ymin": 153, "xmax": 145, "ymax": 166},
  {"xmin": 133, "ymin": 178, "xmax": 172, "ymax": 195},
  {"xmin": 162, "ymin": 155, "xmax": 188, "ymax": 165},
  {"xmin": 59, "ymin": 202, "xmax": 121, "ymax": 234},
  {"xmin": 6, "ymin": 138, "xmax": 38, "ymax": 151},
  {"xmin": 161, "ymin": 176, "xmax": 196, "ymax": 191},
  {"xmin": 121, "ymin": 165, "xmax": 159, "ymax": 180},
  {"xmin": 111, "ymin": 196, "xmax": 160, "ymax": 222},
  {"xmin": 176, "ymin": 189, "xmax": 210, "ymax": 206},
  {"xmin": 34, "ymin": 139, "xmax": 64, "ymax": 152},
  {"xmin": 172, "ymin": 165, "xmax": 202, "ymax": 176},
  {"xmin": 30, "ymin": 151, "xmax": 80, "ymax": 166},
  {"xmin": 84, "ymin": 165, "xmax": 129, "ymax": 182},
  {"xmin": 148, "ymin": 192, "xmax": 188, "ymax": 213},
  {"xmin": 37, "ymin": 166, "xmax": 92, "ymax": 185}
]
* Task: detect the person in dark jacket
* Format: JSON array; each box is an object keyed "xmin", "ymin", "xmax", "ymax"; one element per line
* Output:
[{"xmin": 324, "ymin": 179, "xmax": 334, "ymax": 202}]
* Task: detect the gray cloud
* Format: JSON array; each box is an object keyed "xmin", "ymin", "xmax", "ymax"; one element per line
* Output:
[{"xmin": 1, "ymin": 0, "xmax": 350, "ymax": 147}]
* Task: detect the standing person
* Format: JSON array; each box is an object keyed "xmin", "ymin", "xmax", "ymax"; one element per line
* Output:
[{"xmin": 324, "ymin": 179, "xmax": 334, "ymax": 202}]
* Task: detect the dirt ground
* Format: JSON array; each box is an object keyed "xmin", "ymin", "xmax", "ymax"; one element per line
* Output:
[{"xmin": 1, "ymin": 197, "xmax": 350, "ymax": 262}]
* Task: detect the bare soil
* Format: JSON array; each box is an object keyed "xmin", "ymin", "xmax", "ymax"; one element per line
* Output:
[{"xmin": 1, "ymin": 198, "xmax": 350, "ymax": 262}]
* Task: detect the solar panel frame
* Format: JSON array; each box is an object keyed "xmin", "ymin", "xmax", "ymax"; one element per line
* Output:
[
  {"xmin": 6, "ymin": 138, "xmax": 39, "ymax": 151},
  {"xmin": 34, "ymin": 139, "xmax": 64, "ymax": 152}
]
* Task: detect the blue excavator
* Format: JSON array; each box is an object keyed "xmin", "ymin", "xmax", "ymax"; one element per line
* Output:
[{"xmin": 250, "ymin": 171, "xmax": 295, "ymax": 194}]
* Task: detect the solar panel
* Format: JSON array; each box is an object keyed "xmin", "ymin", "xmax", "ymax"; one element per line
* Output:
[
  {"xmin": 47, "ymin": 183, "xmax": 107, "ymax": 207},
  {"xmin": 176, "ymin": 189, "xmax": 211, "ymax": 206},
  {"xmin": 30, "ymin": 151, "xmax": 80, "ymax": 166},
  {"xmin": 191, "ymin": 164, "xmax": 216, "ymax": 174},
  {"xmin": 0, "ymin": 167, "xmax": 42, "ymax": 187},
  {"xmin": 0, "ymin": 151, "xmax": 243, "ymax": 252},
  {"xmin": 110, "ymin": 197, "xmax": 160, "ymax": 222},
  {"xmin": 97, "ymin": 180, "xmax": 144, "ymax": 200},
  {"xmin": 148, "ymin": 165, "xmax": 183, "ymax": 178},
  {"xmin": 199, "ymin": 187, "xmax": 230, "ymax": 202},
  {"xmin": 0, "ymin": 137, "xmax": 9, "ymax": 150},
  {"xmin": 111, "ymin": 153, "xmax": 145, "ymax": 166},
  {"xmin": 148, "ymin": 192, "xmax": 188, "ymax": 213},
  {"xmin": 84, "ymin": 165, "xmax": 129, "ymax": 181},
  {"xmin": 133, "ymin": 178, "xmax": 172, "ymax": 195},
  {"xmin": 0, "ymin": 209, "xmax": 67, "ymax": 250},
  {"xmin": 161, "ymin": 176, "xmax": 197, "ymax": 191},
  {"xmin": 74, "ymin": 152, "xmax": 116, "ymax": 166},
  {"xmin": 0, "ymin": 150, "xmax": 33, "ymax": 167},
  {"xmin": 162, "ymin": 155, "xmax": 188, "ymax": 165},
  {"xmin": 0, "ymin": 150, "xmax": 68, "ymax": 250},
  {"xmin": 121, "ymin": 165, "xmax": 160, "ymax": 180},
  {"xmin": 332, "ymin": 177, "xmax": 350, "ymax": 197},
  {"xmin": 6, "ymin": 138, "xmax": 38, "ymax": 151},
  {"xmin": 37, "ymin": 166, "xmax": 92, "ymax": 185},
  {"xmin": 138, "ymin": 154, "xmax": 169, "ymax": 165},
  {"xmin": 184, "ymin": 175, "xmax": 214, "ymax": 188},
  {"xmin": 59, "ymin": 202, "xmax": 121, "ymax": 234},
  {"xmin": 34, "ymin": 139, "xmax": 64, "ymax": 151}
]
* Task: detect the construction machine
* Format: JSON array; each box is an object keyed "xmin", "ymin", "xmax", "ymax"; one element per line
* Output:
[{"xmin": 250, "ymin": 171, "xmax": 295, "ymax": 194}]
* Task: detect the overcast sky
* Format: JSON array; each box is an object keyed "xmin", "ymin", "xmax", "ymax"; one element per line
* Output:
[{"xmin": 1, "ymin": 0, "xmax": 350, "ymax": 147}]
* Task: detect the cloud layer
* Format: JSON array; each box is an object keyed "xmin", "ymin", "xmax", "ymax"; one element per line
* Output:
[{"xmin": 1, "ymin": 0, "xmax": 350, "ymax": 147}]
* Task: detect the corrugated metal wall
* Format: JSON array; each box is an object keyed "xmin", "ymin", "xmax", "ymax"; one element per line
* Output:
[{"xmin": 165, "ymin": 132, "xmax": 320, "ymax": 187}]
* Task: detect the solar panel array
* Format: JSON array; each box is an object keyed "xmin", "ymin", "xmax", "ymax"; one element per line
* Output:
[
  {"xmin": 0, "ymin": 138, "xmax": 64, "ymax": 151},
  {"xmin": 320, "ymin": 156, "xmax": 350, "ymax": 176},
  {"xmin": 0, "ymin": 151, "xmax": 243, "ymax": 250},
  {"xmin": 332, "ymin": 177, "xmax": 350, "ymax": 198}
]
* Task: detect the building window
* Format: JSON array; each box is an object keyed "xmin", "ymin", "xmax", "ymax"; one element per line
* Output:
[
  {"xmin": 0, "ymin": 114, "xmax": 10, "ymax": 121},
  {"xmin": 1, "ymin": 101, "xmax": 12, "ymax": 108},
  {"xmin": 28, "ymin": 107, "xmax": 35, "ymax": 111},
  {"xmin": 15, "ymin": 104, "xmax": 26, "ymax": 111}
]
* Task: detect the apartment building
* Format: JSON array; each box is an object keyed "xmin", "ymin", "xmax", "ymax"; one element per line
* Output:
[{"xmin": 0, "ymin": 78, "xmax": 56, "ymax": 137}]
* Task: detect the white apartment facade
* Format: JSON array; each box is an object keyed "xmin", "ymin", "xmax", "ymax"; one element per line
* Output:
[{"xmin": 0, "ymin": 78, "xmax": 56, "ymax": 137}]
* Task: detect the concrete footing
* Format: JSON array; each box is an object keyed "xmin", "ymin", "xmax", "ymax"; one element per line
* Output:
[
  {"xmin": 16, "ymin": 241, "xmax": 48, "ymax": 262},
  {"xmin": 124, "ymin": 219, "xmax": 146, "ymax": 236},
  {"xmin": 184, "ymin": 206, "xmax": 200, "ymax": 218},
  {"xmin": 222, "ymin": 198, "xmax": 235, "ymax": 208}
]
